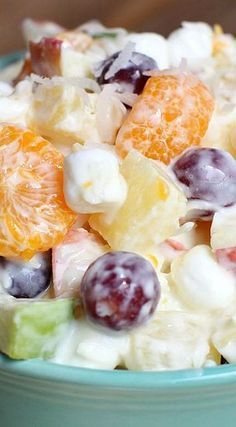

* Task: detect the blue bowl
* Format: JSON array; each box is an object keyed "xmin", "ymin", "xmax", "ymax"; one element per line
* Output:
[{"xmin": 1, "ymin": 52, "xmax": 236, "ymax": 427}]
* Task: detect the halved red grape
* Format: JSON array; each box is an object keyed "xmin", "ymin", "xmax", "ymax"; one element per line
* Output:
[
  {"xmin": 0, "ymin": 251, "xmax": 52, "ymax": 298},
  {"xmin": 96, "ymin": 51, "xmax": 156, "ymax": 94},
  {"xmin": 172, "ymin": 148, "xmax": 236, "ymax": 209},
  {"xmin": 81, "ymin": 251, "xmax": 160, "ymax": 331}
]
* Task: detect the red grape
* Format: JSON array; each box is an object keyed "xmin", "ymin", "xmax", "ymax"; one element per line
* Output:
[
  {"xmin": 0, "ymin": 251, "xmax": 52, "ymax": 298},
  {"xmin": 81, "ymin": 251, "xmax": 160, "ymax": 331},
  {"xmin": 96, "ymin": 51, "xmax": 156, "ymax": 94},
  {"xmin": 172, "ymin": 148, "xmax": 236, "ymax": 209}
]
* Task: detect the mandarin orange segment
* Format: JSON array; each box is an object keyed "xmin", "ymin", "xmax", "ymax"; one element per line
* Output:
[
  {"xmin": 116, "ymin": 72, "xmax": 215, "ymax": 164},
  {"xmin": 0, "ymin": 124, "xmax": 77, "ymax": 258}
]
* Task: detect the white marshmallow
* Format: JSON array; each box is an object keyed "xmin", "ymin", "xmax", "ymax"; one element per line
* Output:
[
  {"xmin": 171, "ymin": 245, "xmax": 236, "ymax": 311},
  {"xmin": 168, "ymin": 21, "xmax": 213, "ymax": 69},
  {"xmin": 125, "ymin": 32, "xmax": 169, "ymax": 69},
  {"xmin": 64, "ymin": 148, "xmax": 127, "ymax": 214}
]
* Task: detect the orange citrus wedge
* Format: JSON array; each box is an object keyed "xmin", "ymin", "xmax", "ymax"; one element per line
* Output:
[
  {"xmin": 0, "ymin": 124, "xmax": 77, "ymax": 258},
  {"xmin": 116, "ymin": 72, "xmax": 215, "ymax": 164}
]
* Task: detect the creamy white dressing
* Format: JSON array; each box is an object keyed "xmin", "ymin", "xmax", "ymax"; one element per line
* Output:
[{"xmin": 52, "ymin": 319, "xmax": 129, "ymax": 369}]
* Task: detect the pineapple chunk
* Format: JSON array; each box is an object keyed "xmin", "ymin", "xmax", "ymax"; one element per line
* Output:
[
  {"xmin": 29, "ymin": 78, "xmax": 101, "ymax": 150},
  {"xmin": 29, "ymin": 78, "xmax": 126, "ymax": 153},
  {"xmin": 124, "ymin": 311, "xmax": 215, "ymax": 371},
  {"xmin": 89, "ymin": 151, "xmax": 187, "ymax": 253}
]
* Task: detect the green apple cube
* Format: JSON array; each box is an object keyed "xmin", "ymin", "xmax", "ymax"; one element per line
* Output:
[{"xmin": 0, "ymin": 297, "xmax": 74, "ymax": 360}]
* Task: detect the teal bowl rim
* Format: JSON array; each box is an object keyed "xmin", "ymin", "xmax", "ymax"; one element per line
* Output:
[
  {"xmin": 0, "ymin": 51, "xmax": 25, "ymax": 69},
  {"xmin": 0, "ymin": 51, "xmax": 236, "ymax": 391},
  {"xmin": 1, "ymin": 354, "xmax": 236, "ymax": 390}
]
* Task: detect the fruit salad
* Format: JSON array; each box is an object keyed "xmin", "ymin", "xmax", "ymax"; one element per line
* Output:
[{"xmin": 0, "ymin": 18, "xmax": 236, "ymax": 371}]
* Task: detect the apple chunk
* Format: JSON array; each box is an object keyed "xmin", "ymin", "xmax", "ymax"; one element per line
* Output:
[
  {"xmin": 30, "ymin": 37, "xmax": 62, "ymax": 77},
  {"xmin": 0, "ymin": 297, "xmax": 74, "ymax": 360}
]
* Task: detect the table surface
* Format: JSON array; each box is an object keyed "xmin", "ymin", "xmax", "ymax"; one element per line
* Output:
[{"xmin": 1, "ymin": 0, "xmax": 236, "ymax": 54}]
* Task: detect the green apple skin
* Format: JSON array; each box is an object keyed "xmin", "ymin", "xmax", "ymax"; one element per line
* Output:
[{"xmin": 0, "ymin": 297, "xmax": 75, "ymax": 360}]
